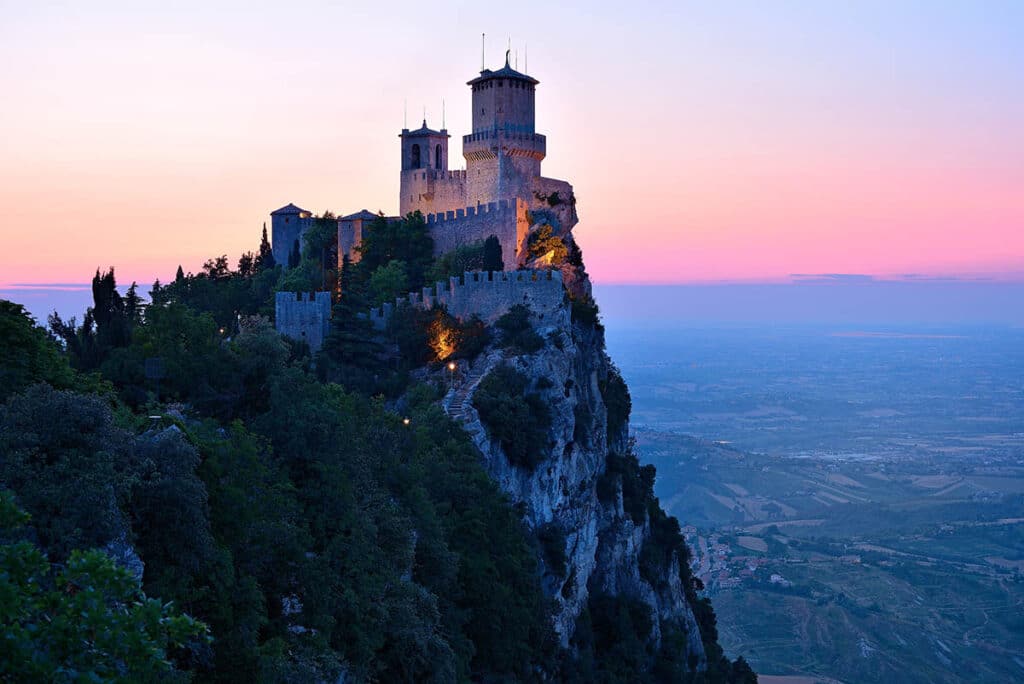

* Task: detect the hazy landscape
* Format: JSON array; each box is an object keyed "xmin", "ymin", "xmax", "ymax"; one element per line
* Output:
[{"xmin": 607, "ymin": 323, "xmax": 1024, "ymax": 683}]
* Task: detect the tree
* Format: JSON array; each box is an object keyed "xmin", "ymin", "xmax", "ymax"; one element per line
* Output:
[
  {"xmin": 483, "ymin": 234, "xmax": 504, "ymax": 271},
  {"xmin": 176, "ymin": 265, "xmax": 186, "ymax": 283},
  {"xmin": 257, "ymin": 223, "xmax": 276, "ymax": 271},
  {"xmin": 0, "ymin": 490, "xmax": 207, "ymax": 683},
  {"xmin": 368, "ymin": 260, "xmax": 409, "ymax": 306},
  {"xmin": 202, "ymin": 255, "xmax": 232, "ymax": 281},
  {"xmin": 0, "ymin": 301, "xmax": 76, "ymax": 402},
  {"xmin": 526, "ymin": 224, "xmax": 567, "ymax": 265},
  {"xmin": 237, "ymin": 251, "xmax": 255, "ymax": 277}
]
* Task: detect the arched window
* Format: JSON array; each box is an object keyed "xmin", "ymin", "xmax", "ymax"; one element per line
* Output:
[
  {"xmin": 435, "ymin": 144, "xmax": 442, "ymax": 170},
  {"xmin": 411, "ymin": 144, "xmax": 421, "ymax": 169}
]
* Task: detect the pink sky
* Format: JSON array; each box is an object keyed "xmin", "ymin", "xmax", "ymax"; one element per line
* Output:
[{"xmin": 1, "ymin": 1, "xmax": 1022, "ymax": 286}]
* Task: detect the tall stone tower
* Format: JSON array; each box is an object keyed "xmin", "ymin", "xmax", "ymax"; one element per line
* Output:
[{"xmin": 463, "ymin": 53, "xmax": 546, "ymax": 207}]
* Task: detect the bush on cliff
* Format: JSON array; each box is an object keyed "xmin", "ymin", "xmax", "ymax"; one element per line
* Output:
[
  {"xmin": 473, "ymin": 363, "xmax": 552, "ymax": 470},
  {"xmin": 496, "ymin": 303, "xmax": 544, "ymax": 353}
]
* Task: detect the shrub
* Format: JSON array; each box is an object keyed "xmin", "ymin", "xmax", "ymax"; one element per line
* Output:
[
  {"xmin": 473, "ymin": 364, "xmax": 551, "ymax": 470},
  {"xmin": 600, "ymin": 368, "xmax": 631, "ymax": 437},
  {"xmin": 496, "ymin": 304, "xmax": 544, "ymax": 354}
]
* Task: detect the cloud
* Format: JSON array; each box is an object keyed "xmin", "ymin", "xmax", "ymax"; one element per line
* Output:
[{"xmin": 789, "ymin": 273, "xmax": 876, "ymax": 283}]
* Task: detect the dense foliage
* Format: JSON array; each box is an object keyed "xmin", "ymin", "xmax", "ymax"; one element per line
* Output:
[
  {"xmin": 0, "ymin": 214, "xmax": 754, "ymax": 682},
  {"xmin": 0, "ymin": 491, "xmax": 207, "ymax": 682},
  {"xmin": 473, "ymin": 364, "xmax": 553, "ymax": 470}
]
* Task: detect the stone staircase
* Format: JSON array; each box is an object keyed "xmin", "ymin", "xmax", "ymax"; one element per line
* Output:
[{"xmin": 444, "ymin": 351, "xmax": 501, "ymax": 422}]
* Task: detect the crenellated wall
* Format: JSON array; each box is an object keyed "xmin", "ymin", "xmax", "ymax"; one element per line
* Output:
[
  {"xmin": 426, "ymin": 198, "xmax": 530, "ymax": 268},
  {"xmin": 368, "ymin": 269, "xmax": 567, "ymax": 330},
  {"xmin": 275, "ymin": 291, "xmax": 332, "ymax": 352}
]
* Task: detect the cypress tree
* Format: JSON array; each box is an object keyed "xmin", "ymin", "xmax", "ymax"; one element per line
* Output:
[
  {"xmin": 258, "ymin": 222, "xmax": 275, "ymax": 270},
  {"xmin": 483, "ymin": 235, "xmax": 504, "ymax": 272},
  {"xmin": 175, "ymin": 265, "xmax": 185, "ymax": 283}
]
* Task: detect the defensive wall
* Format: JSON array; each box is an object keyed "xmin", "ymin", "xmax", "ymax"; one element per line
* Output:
[
  {"xmin": 275, "ymin": 291, "xmax": 332, "ymax": 353},
  {"xmin": 368, "ymin": 268, "xmax": 568, "ymax": 330},
  {"xmin": 401, "ymin": 168, "xmax": 468, "ymax": 217},
  {"xmin": 425, "ymin": 198, "xmax": 529, "ymax": 268}
]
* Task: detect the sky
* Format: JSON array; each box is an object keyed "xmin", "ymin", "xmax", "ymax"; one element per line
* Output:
[{"xmin": 1, "ymin": 0, "xmax": 1022, "ymax": 288}]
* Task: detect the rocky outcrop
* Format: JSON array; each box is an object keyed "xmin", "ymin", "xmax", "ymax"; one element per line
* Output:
[{"xmin": 449, "ymin": 288, "xmax": 708, "ymax": 668}]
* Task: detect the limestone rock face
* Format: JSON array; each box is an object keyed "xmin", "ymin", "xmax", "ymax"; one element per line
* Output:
[{"xmin": 454, "ymin": 294, "xmax": 707, "ymax": 667}]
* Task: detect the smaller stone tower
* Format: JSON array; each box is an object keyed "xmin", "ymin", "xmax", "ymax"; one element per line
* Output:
[
  {"xmin": 270, "ymin": 203, "xmax": 313, "ymax": 268},
  {"xmin": 399, "ymin": 121, "xmax": 453, "ymax": 216}
]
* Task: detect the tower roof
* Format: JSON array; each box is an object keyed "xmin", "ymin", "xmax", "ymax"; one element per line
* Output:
[
  {"xmin": 467, "ymin": 54, "xmax": 538, "ymax": 86},
  {"xmin": 400, "ymin": 120, "xmax": 448, "ymax": 138},
  {"xmin": 271, "ymin": 203, "xmax": 310, "ymax": 216},
  {"xmin": 339, "ymin": 210, "xmax": 380, "ymax": 221}
]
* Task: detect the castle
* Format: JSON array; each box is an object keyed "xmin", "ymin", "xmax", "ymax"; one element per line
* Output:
[{"xmin": 273, "ymin": 54, "xmax": 578, "ymax": 350}]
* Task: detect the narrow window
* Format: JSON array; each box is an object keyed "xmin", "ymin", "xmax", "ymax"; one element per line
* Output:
[
  {"xmin": 411, "ymin": 144, "xmax": 421, "ymax": 169},
  {"xmin": 435, "ymin": 144, "xmax": 442, "ymax": 169}
]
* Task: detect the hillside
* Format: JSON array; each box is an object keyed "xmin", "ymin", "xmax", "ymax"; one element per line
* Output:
[{"xmin": 0, "ymin": 216, "xmax": 755, "ymax": 682}]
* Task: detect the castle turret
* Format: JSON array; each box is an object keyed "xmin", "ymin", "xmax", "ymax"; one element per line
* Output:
[
  {"xmin": 400, "ymin": 121, "xmax": 466, "ymax": 216},
  {"xmin": 270, "ymin": 203, "xmax": 313, "ymax": 268},
  {"xmin": 463, "ymin": 54, "xmax": 546, "ymax": 206}
]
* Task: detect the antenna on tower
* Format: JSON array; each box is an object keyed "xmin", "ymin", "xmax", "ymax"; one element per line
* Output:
[
  {"xmin": 515, "ymin": 49, "xmax": 518, "ymax": 70},
  {"xmin": 481, "ymin": 33, "xmax": 485, "ymax": 70},
  {"xmin": 525, "ymin": 44, "xmax": 528, "ymax": 73},
  {"xmin": 422, "ymin": 105, "xmax": 426, "ymax": 126},
  {"xmin": 442, "ymin": 99, "xmax": 446, "ymax": 129},
  {"xmin": 403, "ymin": 99, "xmax": 407, "ymax": 129}
]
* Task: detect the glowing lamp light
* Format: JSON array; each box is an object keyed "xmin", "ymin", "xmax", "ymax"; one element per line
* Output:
[
  {"xmin": 448, "ymin": 361, "xmax": 456, "ymax": 371},
  {"xmin": 402, "ymin": 417, "xmax": 411, "ymax": 426}
]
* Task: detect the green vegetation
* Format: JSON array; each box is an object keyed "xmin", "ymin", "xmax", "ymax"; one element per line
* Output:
[
  {"xmin": 600, "ymin": 367, "xmax": 632, "ymax": 437},
  {"xmin": 496, "ymin": 303, "xmax": 545, "ymax": 353},
  {"xmin": 425, "ymin": 234, "xmax": 503, "ymax": 282},
  {"xmin": 0, "ymin": 216, "xmax": 750, "ymax": 681},
  {"xmin": 0, "ymin": 491, "xmax": 207, "ymax": 683},
  {"xmin": 526, "ymin": 224, "xmax": 568, "ymax": 265},
  {"xmin": 473, "ymin": 363, "xmax": 552, "ymax": 470}
]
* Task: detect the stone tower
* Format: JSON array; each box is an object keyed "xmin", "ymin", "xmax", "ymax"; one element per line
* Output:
[
  {"xmin": 399, "ymin": 121, "xmax": 463, "ymax": 217},
  {"xmin": 463, "ymin": 53, "xmax": 546, "ymax": 207},
  {"xmin": 270, "ymin": 203, "xmax": 313, "ymax": 268}
]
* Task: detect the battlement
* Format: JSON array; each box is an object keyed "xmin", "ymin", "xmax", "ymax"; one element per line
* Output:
[
  {"xmin": 425, "ymin": 199, "xmax": 512, "ymax": 225},
  {"xmin": 275, "ymin": 291, "xmax": 332, "ymax": 352},
  {"xmin": 368, "ymin": 269, "xmax": 568, "ymax": 331},
  {"xmin": 462, "ymin": 130, "xmax": 546, "ymax": 145}
]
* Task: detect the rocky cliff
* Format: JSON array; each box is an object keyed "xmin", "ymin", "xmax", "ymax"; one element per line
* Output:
[{"xmin": 444, "ymin": 253, "xmax": 710, "ymax": 673}]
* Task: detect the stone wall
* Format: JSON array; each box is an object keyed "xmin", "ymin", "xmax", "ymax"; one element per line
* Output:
[
  {"xmin": 274, "ymin": 291, "xmax": 332, "ymax": 352},
  {"xmin": 400, "ymin": 168, "xmax": 468, "ymax": 217},
  {"xmin": 368, "ymin": 268, "xmax": 567, "ymax": 329},
  {"xmin": 427, "ymin": 198, "xmax": 529, "ymax": 268}
]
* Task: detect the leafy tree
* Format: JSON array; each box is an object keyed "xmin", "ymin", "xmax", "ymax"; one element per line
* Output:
[
  {"xmin": 356, "ymin": 212, "xmax": 434, "ymax": 292},
  {"xmin": 0, "ymin": 300, "xmax": 75, "ymax": 401},
  {"xmin": 526, "ymin": 224, "xmax": 567, "ymax": 265},
  {"xmin": 176, "ymin": 265, "xmax": 186, "ymax": 283},
  {"xmin": 0, "ymin": 491, "xmax": 207, "ymax": 683},
  {"xmin": 0, "ymin": 385, "xmax": 134, "ymax": 558},
  {"xmin": 368, "ymin": 260, "xmax": 409, "ymax": 306},
  {"xmin": 425, "ymin": 239, "xmax": 486, "ymax": 283}
]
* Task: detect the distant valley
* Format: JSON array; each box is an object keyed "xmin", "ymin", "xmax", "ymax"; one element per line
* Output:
[{"xmin": 607, "ymin": 325, "xmax": 1024, "ymax": 683}]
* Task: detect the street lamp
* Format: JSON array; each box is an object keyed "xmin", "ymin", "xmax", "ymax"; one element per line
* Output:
[{"xmin": 447, "ymin": 361, "xmax": 456, "ymax": 388}]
